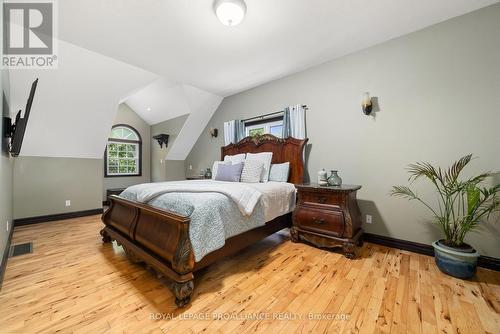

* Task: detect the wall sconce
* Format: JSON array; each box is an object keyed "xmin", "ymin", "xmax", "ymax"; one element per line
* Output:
[
  {"xmin": 153, "ymin": 134, "xmax": 169, "ymax": 148},
  {"xmin": 209, "ymin": 127, "xmax": 218, "ymax": 138},
  {"xmin": 362, "ymin": 92, "xmax": 373, "ymax": 115}
]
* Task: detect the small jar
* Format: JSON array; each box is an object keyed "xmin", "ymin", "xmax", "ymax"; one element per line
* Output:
[
  {"xmin": 204, "ymin": 168, "xmax": 212, "ymax": 179},
  {"xmin": 317, "ymin": 169, "xmax": 328, "ymax": 186},
  {"xmin": 327, "ymin": 170, "xmax": 342, "ymax": 186}
]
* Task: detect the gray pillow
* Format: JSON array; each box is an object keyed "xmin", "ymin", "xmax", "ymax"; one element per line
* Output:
[
  {"xmin": 215, "ymin": 162, "xmax": 244, "ymax": 182},
  {"xmin": 269, "ymin": 162, "xmax": 290, "ymax": 182}
]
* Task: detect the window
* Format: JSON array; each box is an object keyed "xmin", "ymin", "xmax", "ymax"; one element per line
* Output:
[
  {"xmin": 105, "ymin": 125, "xmax": 142, "ymax": 177},
  {"xmin": 245, "ymin": 116, "xmax": 283, "ymax": 138}
]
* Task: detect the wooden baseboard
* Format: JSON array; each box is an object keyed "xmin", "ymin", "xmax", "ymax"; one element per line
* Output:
[
  {"xmin": 0, "ymin": 222, "xmax": 14, "ymax": 291},
  {"xmin": 363, "ymin": 233, "xmax": 499, "ymax": 272},
  {"xmin": 13, "ymin": 209, "xmax": 104, "ymax": 227}
]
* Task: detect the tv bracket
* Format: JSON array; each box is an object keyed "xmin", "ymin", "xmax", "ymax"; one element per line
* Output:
[{"xmin": 3, "ymin": 116, "xmax": 15, "ymax": 138}]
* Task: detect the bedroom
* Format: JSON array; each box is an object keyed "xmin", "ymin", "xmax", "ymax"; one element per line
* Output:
[{"xmin": 0, "ymin": 0, "xmax": 499, "ymax": 333}]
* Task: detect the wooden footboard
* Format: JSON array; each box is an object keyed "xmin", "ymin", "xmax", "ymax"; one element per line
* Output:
[
  {"xmin": 101, "ymin": 195, "xmax": 195, "ymax": 306},
  {"xmin": 101, "ymin": 194, "xmax": 292, "ymax": 306}
]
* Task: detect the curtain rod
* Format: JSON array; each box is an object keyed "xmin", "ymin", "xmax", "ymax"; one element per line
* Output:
[{"xmin": 242, "ymin": 105, "xmax": 308, "ymax": 122}]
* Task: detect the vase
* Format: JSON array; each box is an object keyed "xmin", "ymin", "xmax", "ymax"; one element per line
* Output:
[
  {"xmin": 327, "ymin": 170, "xmax": 342, "ymax": 186},
  {"xmin": 432, "ymin": 240, "xmax": 479, "ymax": 279}
]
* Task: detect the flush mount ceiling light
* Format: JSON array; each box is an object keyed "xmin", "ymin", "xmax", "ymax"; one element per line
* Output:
[{"xmin": 214, "ymin": 0, "xmax": 246, "ymax": 27}]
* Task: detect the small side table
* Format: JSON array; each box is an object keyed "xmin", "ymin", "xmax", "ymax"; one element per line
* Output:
[{"xmin": 291, "ymin": 183, "xmax": 363, "ymax": 258}]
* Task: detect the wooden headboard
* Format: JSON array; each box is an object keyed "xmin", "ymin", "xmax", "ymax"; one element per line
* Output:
[{"xmin": 221, "ymin": 134, "xmax": 308, "ymax": 184}]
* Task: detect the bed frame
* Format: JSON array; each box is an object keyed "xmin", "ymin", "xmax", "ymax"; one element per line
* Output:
[{"xmin": 100, "ymin": 134, "xmax": 308, "ymax": 306}]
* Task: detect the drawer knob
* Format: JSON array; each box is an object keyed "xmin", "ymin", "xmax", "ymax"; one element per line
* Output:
[
  {"xmin": 313, "ymin": 217, "xmax": 326, "ymax": 224},
  {"xmin": 317, "ymin": 196, "xmax": 327, "ymax": 204}
]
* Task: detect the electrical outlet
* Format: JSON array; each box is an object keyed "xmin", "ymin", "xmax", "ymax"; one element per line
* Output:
[
  {"xmin": 189, "ymin": 165, "xmax": 193, "ymax": 170},
  {"xmin": 65, "ymin": 200, "xmax": 71, "ymax": 207},
  {"xmin": 366, "ymin": 215, "xmax": 373, "ymax": 224}
]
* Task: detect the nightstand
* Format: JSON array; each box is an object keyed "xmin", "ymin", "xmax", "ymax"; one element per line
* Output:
[{"xmin": 291, "ymin": 183, "xmax": 363, "ymax": 258}]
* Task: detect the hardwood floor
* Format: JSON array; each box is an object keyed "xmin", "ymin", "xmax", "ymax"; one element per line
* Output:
[{"xmin": 0, "ymin": 215, "xmax": 498, "ymax": 333}]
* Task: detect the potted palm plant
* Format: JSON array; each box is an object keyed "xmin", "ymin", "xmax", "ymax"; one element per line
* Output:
[{"xmin": 390, "ymin": 155, "xmax": 499, "ymax": 279}]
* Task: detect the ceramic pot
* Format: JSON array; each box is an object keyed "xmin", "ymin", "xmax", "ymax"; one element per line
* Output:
[
  {"xmin": 327, "ymin": 170, "xmax": 342, "ymax": 186},
  {"xmin": 432, "ymin": 240, "xmax": 479, "ymax": 279}
]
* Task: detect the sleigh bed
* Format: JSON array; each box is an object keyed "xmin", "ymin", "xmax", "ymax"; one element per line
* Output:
[{"xmin": 100, "ymin": 135, "xmax": 308, "ymax": 306}]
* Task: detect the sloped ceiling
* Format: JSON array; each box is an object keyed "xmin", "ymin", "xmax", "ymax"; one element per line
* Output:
[
  {"xmin": 8, "ymin": 0, "xmax": 499, "ymax": 159},
  {"xmin": 9, "ymin": 40, "xmax": 159, "ymax": 159},
  {"xmin": 58, "ymin": 0, "xmax": 499, "ymax": 96},
  {"xmin": 125, "ymin": 79, "xmax": 223, "ymax": 160}
]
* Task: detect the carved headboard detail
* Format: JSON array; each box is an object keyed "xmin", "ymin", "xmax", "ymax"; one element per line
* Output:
[{"xmin": 221, "ymin": 134, "xmax": 308, "ymax": 184}]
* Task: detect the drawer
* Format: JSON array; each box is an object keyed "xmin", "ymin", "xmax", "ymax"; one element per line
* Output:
[
  {"xmin": 294, "ymin": 205, "xmax": 345, "ymax": 237},
  {"xmin": 298, "ymin": 190, "xmax": 344, "ymax": 207}
]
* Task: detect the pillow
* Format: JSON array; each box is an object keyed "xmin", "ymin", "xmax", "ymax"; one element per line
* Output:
[
  {"xmin": 269, "ymin": 162, "xmax": 290, "ymax": 182},
  {"xmin": 215, "ymin": 162, "xmax": 244, "ymax": 182},
  {"xmin": 240, "ymin": 160, "xmax": 264, "ymax": 183},
  {"xmin": 223, "ymin": 153, "xmax": 246, "ymax": 164},
  {"xmin": 211, "ymin": 160, "xmax": 231, "ymax": 180},
  {"xmin": 245, "ymin": 152, "xmax": 273, "ymax": 182}
]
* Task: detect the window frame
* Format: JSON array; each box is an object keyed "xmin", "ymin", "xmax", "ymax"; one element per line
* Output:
[
  {"xmin": 104, "ymin": 124, "xmax": 142, "ymax": 178},
  {"xmin": 244, "ymin": 115, "xmax": 284, "ymax": 138}
]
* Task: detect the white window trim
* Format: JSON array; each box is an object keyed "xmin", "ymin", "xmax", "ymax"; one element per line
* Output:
[
  {"xmin": 245, "ymin": 120, "xmax": 283, "ymax": 137},
  {"xmin": 106, "ymin": 140, "xmax": 140, "ymax": 176}
]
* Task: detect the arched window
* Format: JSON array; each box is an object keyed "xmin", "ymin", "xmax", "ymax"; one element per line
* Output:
[{"xmin": 105, "ymin": 124, "xmax": 142, "ymax": 177}]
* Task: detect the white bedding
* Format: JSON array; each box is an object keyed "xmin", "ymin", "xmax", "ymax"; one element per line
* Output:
[
  {"xmin": 123, "ymin": 180, "xmax": 262, "ymax": 216},
  {"xmin": 120, "ymin": 180, "xmax": 296, "ymax": 261},
  {"xmin": 244, "ymin": 181, "xmax": 297, "ymax": 221}
]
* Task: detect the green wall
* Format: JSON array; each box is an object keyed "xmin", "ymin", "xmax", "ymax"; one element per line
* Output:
[
  {"xmin": 151, "ymin": 114, "xmax": 188, "ymax": 182},
  {"xmin": 0, "ymin": 68, "xmax": 13, "ymax": 272},
  {"xmin": 13, "ymin": 157, "xmax": 103, "ymax": 219},
  {"xmin": 186, "ymin": 4, "xmax": 500, "ymax": 257}
]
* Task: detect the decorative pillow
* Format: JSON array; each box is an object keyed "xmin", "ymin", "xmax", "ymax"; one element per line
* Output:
[
  {"xmin": 214, "ymin": 162, "xmax": 244, "ymax": 182},
  {"xmin": 223, "ymin": 153, "xmax": 246, "ymax": 164},
  {"xmin": 269, "ymin": 162, "xmax": 290, "ymax": 182},
  {"xmin": 211, "ymin": 160, "xmax": 231, "ymax": 180},
  {"xmin": 240, "ymin": 160, "xmax": 265, "ymax": 183},
  {"xmin": 245, "ymin": 152, "xmax": 273, "ymax": 182}
]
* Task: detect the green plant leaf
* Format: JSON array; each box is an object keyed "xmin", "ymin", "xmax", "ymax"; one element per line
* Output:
[{"xmin": 466, "ymin": 184, "xmax": 480, "ymax": 215}]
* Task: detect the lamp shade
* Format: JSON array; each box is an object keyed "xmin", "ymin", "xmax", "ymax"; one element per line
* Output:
[{"xmin": 214, "ymin": 0, "xmax": 247, "ymax": 26}]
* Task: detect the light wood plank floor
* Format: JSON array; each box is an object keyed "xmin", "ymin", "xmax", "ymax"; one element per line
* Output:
[{"xmin": 0, "ymin": 215, "xmax": 498, "ymax": 333}]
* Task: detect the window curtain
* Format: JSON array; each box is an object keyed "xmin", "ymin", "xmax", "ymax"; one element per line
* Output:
[
  {"xmin": 282, "ymin": 104, "xmax": 306, "ymax": 139},
  {"xmin": 223, "ymin": 120, "xmax": 244, "ymax": 145}
]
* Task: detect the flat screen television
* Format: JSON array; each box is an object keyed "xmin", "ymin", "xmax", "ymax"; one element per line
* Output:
[{"xmin": 7, "ymin": 78, "xmax": 38, "ymax": 157}]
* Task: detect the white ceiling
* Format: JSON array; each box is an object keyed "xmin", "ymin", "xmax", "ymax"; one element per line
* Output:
[
  {"xmin": 125, "ymin": 79, "xmax": 222, "ymax": 160},
  {"xmin": 9, "ymin": 1, "xmax": 499, "ymax": 159},
  {"xmin": 9, "ymin": 40, "xmax": 158, "ymax": 159},
  {"xmin": 125, "ymin": 78, "xmax": 191, "ymax": 126},
  {"xmin": 58, "ymin": 0, "xmax": 499, "ymax": 97}
]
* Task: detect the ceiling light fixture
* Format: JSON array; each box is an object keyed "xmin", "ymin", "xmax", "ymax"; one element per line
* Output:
[
  {"xmin": 147, "ymin": 107, "xmax": 151, "ymax": 111},
  {"xmin": 214, "ymin": 0, "xmax": 246, "ymax": 27}
]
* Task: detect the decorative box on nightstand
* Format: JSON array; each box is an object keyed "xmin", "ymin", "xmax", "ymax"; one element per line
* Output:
[{"xmin": 291, "ymin": 183, "xmax": 363, "ymax": 258}]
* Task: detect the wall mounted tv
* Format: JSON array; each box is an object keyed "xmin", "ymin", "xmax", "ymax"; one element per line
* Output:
[{"xmin": 3, "ymin": 78, "xmax": 38, "ymax": 157}]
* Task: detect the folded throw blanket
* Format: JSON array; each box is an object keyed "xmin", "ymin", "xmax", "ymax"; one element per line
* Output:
[{"xmin": 121, "ymin": 180, "xmax": 263, "ymax": 216}]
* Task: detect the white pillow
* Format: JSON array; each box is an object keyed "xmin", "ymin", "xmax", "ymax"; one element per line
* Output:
[
  {"xmin": 223, "ymin": 153, "xmax": 246, "ymax": 164},
  {"xmin": 269, "ymin": 162, "xmax": 290, "ymax": 182},
  {"xmin": 245, "ymin": 152, "xmax": 273, "ymax": 182},
  {"xmin": 212, "ymin": 160, "xmax": 231, "ymax": 179},
  {"xmin": 240, "ymin": 160, "xmax": 264, "ymax": 183}
]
